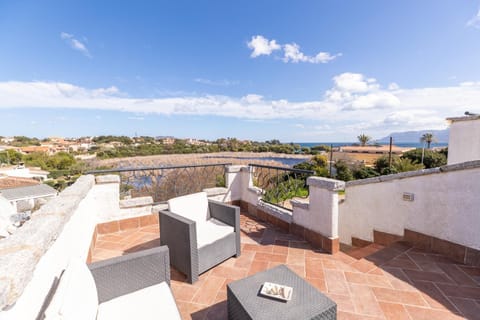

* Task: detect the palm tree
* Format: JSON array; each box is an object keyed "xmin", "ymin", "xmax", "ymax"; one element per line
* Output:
[
  {"xmin": 357, "ymin": 134, "xmax": 371, "ymax": 146},
  {"xmin": 420, "ymin": 133, "xmax": 437, "ymax": 149}
]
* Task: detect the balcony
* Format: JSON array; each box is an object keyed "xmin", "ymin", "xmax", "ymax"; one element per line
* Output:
[{"xmin": 2, "ymin": 162, "xmax": 480, "ymax": 319}]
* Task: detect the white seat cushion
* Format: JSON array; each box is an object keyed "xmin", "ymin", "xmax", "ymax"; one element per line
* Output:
[
  {"xmin": 196, "ymin": 218, "xmax": 234, "ymax": 249},
  {"xmin": 168, "ymin": 191, "xmax": 210, "ymax": 226},
  {"xmin": 96, "ymin": 281, "xmax": 181, "ymax": 320},
  {"xmin": 44, "ymin": 259, "xmax": 98, "ymax": 320}
]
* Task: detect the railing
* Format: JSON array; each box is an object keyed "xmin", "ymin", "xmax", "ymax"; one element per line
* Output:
[
  {"xmin": 87, "ymin": 163, "xmax": 231, "ymax": 203},
  {"xmin": 249, "ymin": 163, "xmax": 314, "ymax": 211}
]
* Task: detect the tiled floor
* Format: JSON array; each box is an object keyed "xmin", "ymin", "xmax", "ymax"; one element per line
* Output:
[{"xmin": 92, "ymin": 213, "xmax": 480, "ymax": 320}]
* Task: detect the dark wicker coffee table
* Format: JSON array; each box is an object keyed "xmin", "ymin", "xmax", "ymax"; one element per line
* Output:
[{"xmin": 227, "ymin": 265, "xmax": 336, "ymax": 320}]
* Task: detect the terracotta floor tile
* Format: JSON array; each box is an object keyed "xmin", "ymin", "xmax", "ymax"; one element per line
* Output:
[
  {"xmin": 437, "ymin": 283, "xmax": 480, "ymax": 300},
  {"xmin": 242, "ymin": 243, "xmax": 273, "ymax": 253},
  {"xmin": 449, "ymin": 297, "xmax": 480, "ymax": 319},
  {"xmin": 321, "ymin": 258, "xmax": 340, "ymax": 270},
  {"xmin": 372, "ymin": 287, "xmax": 429, "ymax": 307},
  {"xmin": 204, "ymin": 301, "xmax": 227, "ymax": 320},
  {"xmin": 325, "ymin": 293, "xmax": 356, "ymax": 313},
  {"xmin": 437, "ymin": 263, "xmax": 479, "ymax": 286},
  {"xmin": 286, "ymin": 264, "xmax": 305, "ymax": 277},
  {"xmin": 254, "ymin": 252, "xmax": 287, "ymax": 263},
  {"xmin": 403, "ymin": 269, "xmax": 455, "ymax": 284},
  {"xmin": 306, "ymin": 277, "xmax": 327, "ymax": 292},
  {"xmin": 267, "ymin": 261, "xmax": 284, "ymax": 269},
  {"xmin": 351, "ymin": 258, "xmax": 377, "ymax": 273},
  {"xmin": 286, "ymin": 253, "xmax": 305, "ymax": 265},
  {"xmin": 411, "ymin": 280, "xmax": 459, "ymax": 312},
  {"xmin": 324, "ymin": 269, "xmax": 350, "ymax": 295},
  {"xmin": 345, "ymin": 271, "xmax": 368, "ymax": 284},
  {"xmin": 210, "ymin": 265, "xmax": 247, "ymax": 280},
  {"xmin": 248, "ymin": 260, "xmax": 269, "ymax": 276},
  {"xmin": 191, "ymin": 275, "xmax": 225, "ymax": 305},
  {"xmin": 349, "ymin": 283, "xmax": 384, "ymax": 317},
  {"xmin": 337, "ymin": 311, "xmax": 384, "ymax": 319},
  {"xmin": 233, "ymin": 251, "xmax": 255, "ymax": 268},
  {"xmin": 172, "ymin": 284, "xmax": 200, "ymax": 302},
  {"xmin": 377, "ymin": 301, "xmax": 411, "ymax": 320},
  {"xmin": 404, "ymin": 305, "xmax": 465, "ymax": 320},
  {"xmin": 214, "ymin": 289, "xmax": 227, "ymax": 303},
  {"xmin": 384, "ymin": 255, "xmax": 420, "ymax": 270},
  {"xmin": 306, "ymin": 259, "xmax": 325, "ymax": 278}
]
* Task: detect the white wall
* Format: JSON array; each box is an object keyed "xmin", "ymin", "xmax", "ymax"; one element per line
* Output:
[
  {"xmin": 0, "ymin": 183, "xmax": 108, "ymax": 319},
  {"xmin": 448, "ymin": 118, "xmax": 480, "ymax": 164},
  {"xmin": 339, "ymin": 165, "xmax": 480, "ymax": 250},
  {"xmin": 293, "ymin": 177, "xmax": 344, "ymax": 238}
]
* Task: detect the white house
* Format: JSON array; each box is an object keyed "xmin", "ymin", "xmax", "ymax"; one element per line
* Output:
[{"xmin": 447, "ymin": 114, "xmax": 480, "ymax": 164}]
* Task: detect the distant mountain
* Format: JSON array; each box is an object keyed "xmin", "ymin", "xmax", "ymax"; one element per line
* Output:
[{"xmin": 376, "ymin": 129, "xmax": 449, "ymax": 143}]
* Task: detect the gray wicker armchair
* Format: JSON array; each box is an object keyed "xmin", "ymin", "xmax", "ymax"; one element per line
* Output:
[
  {"xmin": 42, "ymin": 246, "xmax": 181, "ymax": 320},
  {"xmin": 160, "ymin": 192, "xmax": 241, "ymax": 284}
]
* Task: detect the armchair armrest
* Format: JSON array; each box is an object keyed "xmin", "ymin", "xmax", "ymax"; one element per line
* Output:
[
  {"xmin": 89, "ymin": 246, "xmax": 170, "ymax": 304},
  {"xmin": 209, "ymin": 200, "xmax": 241, "ymax": 257},
  {"xmin": 159, "ymin": 210, "xmax": 199, "ymax": 283},
  {"xmin": 209, "ymin": 200, "xmax": 240, "ymax": 231}
]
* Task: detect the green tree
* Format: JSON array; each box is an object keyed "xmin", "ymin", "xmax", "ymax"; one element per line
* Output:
[
  {"xmin": 420, "ymin": 133, "xmax": 437, "ymax": 149},
  {"xmin": 352, "ymin": 164, "xmax": 380, "ymax": 179},
  {"xmin": 393, "ymin": 158, "xmax": 424, "ymax": 172},
  {"xmin": 357, "ymin": 134, "xmax": 371, "ymax": 146},
  {"xmin": 335, "ymin": 160, "xmax": 354, "ymax": 181},
  {"xmin": 402, "ymin": 149, "xmax": 447, "ymax": 169}
]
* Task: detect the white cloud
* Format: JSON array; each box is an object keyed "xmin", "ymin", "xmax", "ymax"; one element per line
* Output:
[
  {"xmin": 128, "ymin": 116, "xmax": 144, "ymax": 121},
  {"xmin": 283, "ymin": 43, "xmax": 341, "ymax": 64},
  {"xmin": 60, "ymin": 32, "xmax": 92, "ymax": 58},
  {"xmin": 248, "ymin": 35, "xmax": 340, "ymax": 64},
  {"xmin": 388, "ymin": 82, "xmax": 400, "ymax": 90},
  {"xmin": 2, "ymin": 75, "xmax": 480, "ymax": 138},
  {"xmin": 241, "ymin": 94, "xmax": 263, "ymax": 104},
  {"xmin": 332, "ymin": 73, "xmax": 378, "ymax": 92},
  {"xmin": 466, "ymin": 8, "xmax": 480, "ymax": 28},
  {"xmin": 247, "ymin": 35, "xmax": 281, "ymax": 57}
]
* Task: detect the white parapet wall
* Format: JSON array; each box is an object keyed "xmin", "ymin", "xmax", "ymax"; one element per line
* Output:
[
  {"xmin": 339, "ymin": 161, "xmax": 480, "ymax": 251},
  {"xmin": 447, "ymin": 116, "xmax": 480, "ymax": 165},
  {"xmin": 293, "ymin": 177, "xmax": 344, "ymax": 239},
  {"xmin": 0, "ymin": 174, "xmax": 123, "ymax": 319}
]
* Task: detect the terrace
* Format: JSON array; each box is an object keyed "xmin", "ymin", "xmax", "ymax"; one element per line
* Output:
[
  {"xmin": 90, "ymin": 209, "xmax": 479, "ymax": 320},
  {"xmin": 2, "ymin": 116, "xmax": 480, "ymax": 319}
]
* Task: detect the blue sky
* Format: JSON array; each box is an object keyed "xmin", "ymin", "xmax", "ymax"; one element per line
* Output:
[{"xmin": 1, "ymin": 1, "xmax": 480, "ymax": 142}]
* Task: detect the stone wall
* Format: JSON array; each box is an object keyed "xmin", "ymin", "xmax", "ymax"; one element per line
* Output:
[{"xmin": 0, "ymin": 175, "xmax": 95, "ymax": 314}]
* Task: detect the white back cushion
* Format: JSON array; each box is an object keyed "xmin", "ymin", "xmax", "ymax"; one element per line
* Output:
[
  {"xmin": 196, "ymin": 218, "xmax": 234, "ymax": 249},
  {"xmin": 167, "ymin": 192, "xmax": 209, "ymax": 226},
  {"xmin": 44, "ymin": 259, "xmax": 98, "ymax": 320},
  {"xmin": 97, "ymin": 281, "xmax": 181, "ymax": 320}
]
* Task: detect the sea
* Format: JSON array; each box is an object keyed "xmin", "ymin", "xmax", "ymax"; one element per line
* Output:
[{"xmin": 297, "ymin": 142, "xmax": 448, "ymax": 149}]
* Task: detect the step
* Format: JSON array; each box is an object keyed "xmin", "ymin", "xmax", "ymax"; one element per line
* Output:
[{"xmin": 347, "ymin": 243, "xmax": 385, "ymax": 260}]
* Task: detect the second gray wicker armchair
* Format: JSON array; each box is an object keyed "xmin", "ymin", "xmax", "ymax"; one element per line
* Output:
[{"xmin": 159, "ymin": 192, "xmax": 241, "ymax": 284}]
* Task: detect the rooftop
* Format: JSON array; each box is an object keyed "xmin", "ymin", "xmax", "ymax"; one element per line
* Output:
[
  {"xmin": 0, "ymin": 184, "xmax": 57, "ymax": 201},
  {"xmin": 91, "ymin": 212, "xmax": 480, "ymax": 320},
  {"xmin": 0, "ymin": 176, "xmax": 40, "ymax": 189}
]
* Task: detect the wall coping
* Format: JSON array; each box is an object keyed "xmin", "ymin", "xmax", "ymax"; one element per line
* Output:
[
  {"xmin": 291, "ymin": 199, "xmax": 309, "ymax": 210},
  {"xmin": 119, "ymin": 196, "xmax": 153, "ymax": 209},
  {"xmin": 0, "ymin": 175, "xmax": 95, "ymax": 310},
  {"xmin": 447, "ymin": 115, "xmax": 480, "ymax": 123},
  {"xmin": 95, "ymin": 174, "xmax": 120, "ymax": 184},
  {"xmin": 257, "ymin": 200, "xmax": 292, "ymax": 224},
  {"xmin": 203, "ymin": 187, "xmax": 228, "ymax": 197},
  {"xmin": 346, "ymin": 160, "xmax": 480, "ymax": 187},
  {"xmin": 226, "ymin": 165, "xmax": 247, "ymax": 173},
  {"xmin": 307, "ymin": 176, "xmax": 345, "ymax": 191}
]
